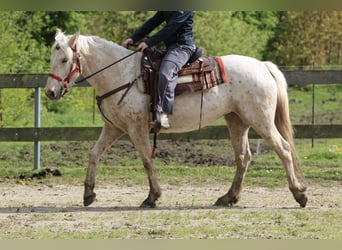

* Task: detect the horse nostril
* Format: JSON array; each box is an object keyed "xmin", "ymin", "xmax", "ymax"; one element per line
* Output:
[{"xmin": 45, "ymin": 88, "xmax": 56, "ymax": 99}]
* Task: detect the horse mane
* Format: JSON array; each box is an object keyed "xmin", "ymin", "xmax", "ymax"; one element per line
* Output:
[
  {"xmin": 76, "ymin": 35, "xmax": 95, "ymax": 55},
  {"xmin": 77, "ymin": 35, "xmax": 126, "ymax": 57}
]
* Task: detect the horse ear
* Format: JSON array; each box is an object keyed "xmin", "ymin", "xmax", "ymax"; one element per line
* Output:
[
  {"xmin": 56, "ymin": 28, "xmax": 62, "ymax": 35},
  {"xmin": 54, "ymin": 29, "xmax": 72, "ymax": 54},
  {"xmin": 55, "ymin": 28, "xmax": 64, "ymax": 42},
  {"xmin": 69, "ymin": 30, "xmax": 80, "ymax": 50}
]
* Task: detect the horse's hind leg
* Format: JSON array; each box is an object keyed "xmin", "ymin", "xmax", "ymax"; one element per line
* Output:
[
  {"xmin": 258, "ymin": 125, "xmax": 307, "ymax": 207},
  {"xmin": 215, "ymin": 113, "xmax": 252, "ymax": 207},
  {"xmin": 84, "ymin": 124, "xmax": 125, "ymax": 206}
]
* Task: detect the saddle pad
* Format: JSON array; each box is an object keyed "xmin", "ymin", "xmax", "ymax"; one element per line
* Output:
[
  {"xmin": 175, "ymin": 56, "xmax": 228, "ymax": 96},
  {"xmin": 137, "ymin": 56, "xmax": 228, "ymax": 96}
]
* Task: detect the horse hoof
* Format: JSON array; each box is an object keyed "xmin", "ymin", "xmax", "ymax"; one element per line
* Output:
[
  {"xmin": 214, "ymin": 198, "xmax": 232, "ymax": 207},
  {"xmin": 83, "ymin": 193, "xmax": 96, "ymax": 207},
  {"xmin": 140, "ymin": 199, "xmax": 156, "ymax": 208},
  {"xmin": 297, "ymin": 195, "xmax": 308, "ymax": 208},
  {"xmin": 214, "ymin": 196, "xmax": 238, "ymax": 207},
  {"xmin": 291, "ymin": 188, "xmax": 308, "ymax": 208}
]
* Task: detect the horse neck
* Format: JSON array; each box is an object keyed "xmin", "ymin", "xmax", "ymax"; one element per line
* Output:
[{"xmin": 79, "ymin": 36, "xmax": 140, "ymax": 95}]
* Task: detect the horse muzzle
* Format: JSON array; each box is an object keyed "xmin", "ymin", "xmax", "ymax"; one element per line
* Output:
[
  {"xmin": 45, "ymin": 79, "xmax": 71, "ymax": 100},
  {"xmin": 45, "ymin": 84, "xmax": 63, "ymax": 100},
  {"xmin": 45, "ymin": 65, "xmax": 79, "ymax": 100}
]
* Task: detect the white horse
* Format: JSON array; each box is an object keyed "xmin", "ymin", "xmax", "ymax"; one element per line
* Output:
[{"xmin": 45, "ymin": 29, "xmax": 307, "ymax": 208}]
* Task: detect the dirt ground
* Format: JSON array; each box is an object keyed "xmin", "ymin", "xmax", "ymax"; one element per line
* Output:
[
  {"xmin": 1, "ymin": 181, "xmax": 341, "ymax": 210},
  {"xmin": 0, "ymin": 180, "xmax": 341, "ymax": 239}
]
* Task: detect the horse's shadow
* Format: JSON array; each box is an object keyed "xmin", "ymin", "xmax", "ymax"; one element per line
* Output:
[{"xmin": 0, "ymin": 205, "xmax": 303, "ymax": 214}]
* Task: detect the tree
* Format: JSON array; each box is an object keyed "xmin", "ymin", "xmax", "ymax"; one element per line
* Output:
[
  {"xmin": 265, "ymin": 11, "xmax": 342, "ymax": 67},
  {"xmin": 17, "ymin": 11, "xmax": 88, "ymax": 47},
  {"xmin": 0, "ymin": 11, "xmax": 37, "ymax": 126},
  {"xmin": 0, "ymin": 11, "xmax": 38, "ymax": 73},
  {"xmin": 232, "ymin": 11, "xmax": 279, "ymax": 31},
  {"xmin": 193, "ymin": 11, "xmax": 278, "ymax": 58},
  {"xmin": 0, "ymin": 11, "xmax": 89, "ymax": 126},
  {"xmin": 85, "ymin": 11, "xmax": 154, "ymax": 42},
  {"xmin": 85, "ymin": 11, "xmax": 278, "ymax": 59}
]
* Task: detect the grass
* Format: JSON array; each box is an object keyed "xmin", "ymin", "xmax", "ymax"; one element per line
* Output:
[
  {"xmin": 288, "ymin": 84, "xmax": 342, "ymax": 124},
  {"xmin": 0, "ymin": 138, "xmax": 341, "ymax": 188}
]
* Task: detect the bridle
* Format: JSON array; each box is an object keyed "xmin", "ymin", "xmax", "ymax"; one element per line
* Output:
[
  {"xmin": 47, "ymin": 44, "xmax": 140, "ymax": 98},
  {"xmin": 47, "ymin": 45, "xmax": 82, "ymax": 97},
  {"xmin": 48, "ymin": 42, "xmax": 142, "ymax": 124}
]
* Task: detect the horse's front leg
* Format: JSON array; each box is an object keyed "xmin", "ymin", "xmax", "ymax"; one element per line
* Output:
[
  {"xmin": 84, "ymin": 124, "xmax": 125, "ymax": 206},
  {"xmin": 129, "ymin": 128, "xmax": 161, "ymax": 208}
]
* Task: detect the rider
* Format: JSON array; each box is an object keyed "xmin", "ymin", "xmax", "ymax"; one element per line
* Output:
[{"xmin": 123, "ymin": 11, "xmax": 196, "ymax": 128}]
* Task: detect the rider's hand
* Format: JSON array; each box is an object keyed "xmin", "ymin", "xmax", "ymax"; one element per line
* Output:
[
  {"xmin": 122, "ymin": 38, "xmax": 133, "ymax": 48},
  {"xmin": 137, "ymin": 42, "xmax": 148, "ymax": 52}
]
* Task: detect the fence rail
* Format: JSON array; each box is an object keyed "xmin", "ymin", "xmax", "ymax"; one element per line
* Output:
[
  {"xmin": 1, "ymin": 71, "xmax": 342, "ymax": 141},
  {"xmin": 0, "ymin": 125, "xmax": 342, "ymax": 142},
  {"xmin": 1, "ymin": 71, "xmax": 342, "ymax": 168}
]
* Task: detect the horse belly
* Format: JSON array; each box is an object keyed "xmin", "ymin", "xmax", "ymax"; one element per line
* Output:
[{"xmin": 165, "ymin": 85, "xmax": 233, "ymax": 133}]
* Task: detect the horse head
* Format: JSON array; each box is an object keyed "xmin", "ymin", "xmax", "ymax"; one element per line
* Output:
[{"xmin": 45, "ymin": 29, "xmax": 81, "ymax": 100}]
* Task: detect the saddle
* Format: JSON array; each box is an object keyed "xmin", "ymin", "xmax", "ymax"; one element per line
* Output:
[{"xmin": 140, "ymin": 47, "xmax": 228, "ymax": 133}]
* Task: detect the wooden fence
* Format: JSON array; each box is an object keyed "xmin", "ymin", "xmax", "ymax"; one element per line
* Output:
[
  {"xmin": 0, "ymin": 71, "xmax": 342, "ymax": 168},
  {"xmin": 0, "ymin": 71, "xmax": 342, "ymax": 141},
  {"xmin": 0, "ymin": 124, "xmax": 341, "ymax": 142}
]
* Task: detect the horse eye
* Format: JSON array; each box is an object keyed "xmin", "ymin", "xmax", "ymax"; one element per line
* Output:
[{"xmin": 62, "ymin": 58, "xmax": 68, "ymax": 63}]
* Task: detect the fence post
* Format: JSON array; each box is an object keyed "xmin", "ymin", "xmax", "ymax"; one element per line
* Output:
[
  {"xmin": 312, "ymin": 83, "xmax": 315, "ymax": 148},
  {"xmin": 255, "ymin": 139, "xmax": 261, "ymax": 157},
  {"xmin": 34, "ymin": 87, "xmax": 40, "ymax": 170}
]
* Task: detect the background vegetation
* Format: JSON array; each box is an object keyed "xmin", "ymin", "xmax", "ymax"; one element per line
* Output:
[{"xmin": 1, "ymin": 11, "xmax": 342, "ymax": 127}]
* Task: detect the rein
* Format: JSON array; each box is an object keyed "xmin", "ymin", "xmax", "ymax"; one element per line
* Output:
[
  {"xmin": 74, "ymin": 49, "xmax": 140, "ymax": 84},
  {"xmin": 82, "ymin": 49, "xmax": 141, "ymax": 125},
  {"xmin": 95, "ymin": 73, "xmax": 143, "ymax": 124},
  {"xmin": 48, "ymin": 47, "xmax": 141, "ymax": 124},
  {"xmin": 48, "ymin": 47, "xmax": 139, "ymax": 96}
]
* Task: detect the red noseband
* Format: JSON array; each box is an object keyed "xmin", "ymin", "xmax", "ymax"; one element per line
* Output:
[
  {"xmin": 47, "ymin": 46, "xmax": 81, "ymax": 97},
  {"xmin": 48, "ymin": 67, "xmax": 79, "ymax": 83}
]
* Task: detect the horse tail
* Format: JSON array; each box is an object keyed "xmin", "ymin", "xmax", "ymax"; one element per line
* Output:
[{"xmin": 263, "ymin": 61, "xmax": 303, "ymax": 180}]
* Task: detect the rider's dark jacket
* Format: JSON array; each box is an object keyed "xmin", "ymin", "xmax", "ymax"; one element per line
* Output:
[{"xmin": 130, "ymin": 11, "xmax": 195, "ymax": 48}]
